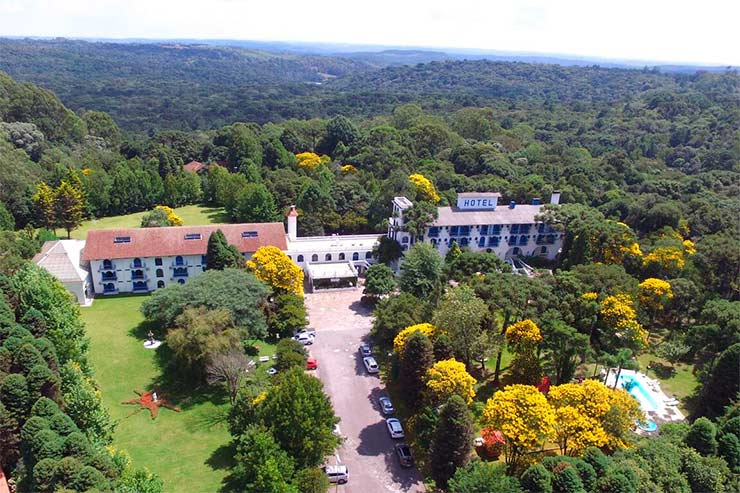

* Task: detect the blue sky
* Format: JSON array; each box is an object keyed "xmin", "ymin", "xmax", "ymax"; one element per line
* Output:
[{"xmin": 0, "ymin": 0, "xmax": 737, "ymax": 65}]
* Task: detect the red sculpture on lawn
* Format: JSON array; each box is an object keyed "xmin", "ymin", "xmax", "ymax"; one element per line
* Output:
[{"xmin": 122, "ymin": 389, "xmax": 180, "ymax": 419}]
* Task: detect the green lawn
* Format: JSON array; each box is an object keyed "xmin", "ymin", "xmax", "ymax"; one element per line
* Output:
[
  {"xmin": 70, "ymin": 205, "xmax": 228, "ymax": 239},
  {"xmin": 81, "ymin": 295, "xmax": 236, "ymax": 493},
  {"xmin": 636, "ymin": 352, "xmax": 698, "ymax": 404}
]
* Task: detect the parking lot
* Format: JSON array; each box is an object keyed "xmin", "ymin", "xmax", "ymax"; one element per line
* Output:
[{"xmin": 305, "ymin": 289, "xmax": 426, "ymax": 493}]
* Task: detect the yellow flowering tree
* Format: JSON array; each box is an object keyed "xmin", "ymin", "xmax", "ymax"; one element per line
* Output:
[
  {"xmin": 602, "ymin": 385, "xmax": 644, "ymax": 450},
  {"xmin": 295, "ymin": 152, "xmax": 330, "ymax": 169},
  {"xmin": 642, "ymin": 230, "xmax": 696, "ymax": 278},
  {"xmin": 601, "ymin": 221, "xmax": 642, "ymax": 265},
  {"xmin": 481, "ymin": 384, "xmax": 556, "ymax": 469},
  {"xmin": 340, "ymin": 164, "xmax": 357, "ymax": 173},
  {"xmin": 157, "ymin": 205, "xmax": 183, "ymax": 226},
  {"xmin": 408, "ymin": 173, "xmax": 440, "ymax": 204},
  {"xmin": 549, "ymin": 381, "xmax": 610, "ymax": 455},
  {"xmin": 393, "ymin": 323, "xmax": 440, "ymax": 353},
  {"xmin": 639, "ymin": 278, "xmax": 673, "ymax": 329},
  {"xmin": 246, "ymin": 246, "xmax": 304, "ymax": 296},
  {"xmin": 506, "ymin": 320, "xmax": 543, "ymax": 385},
  {"xmin": 599, "ymin": 294, "xmax": 647, "ymax": 349},
  {"xmin": 425, "ymin": 359, "xmax": 476, "ymax": 404}
]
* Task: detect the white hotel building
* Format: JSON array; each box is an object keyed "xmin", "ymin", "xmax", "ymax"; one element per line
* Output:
[{"xmin": 388, "ymin": 192, "xmax": 564, "ymax": 261}]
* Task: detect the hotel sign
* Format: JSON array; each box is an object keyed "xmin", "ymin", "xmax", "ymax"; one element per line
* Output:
[{"xmin": 457, "ymin": 196, "xmax": 498, "ymax": 210}]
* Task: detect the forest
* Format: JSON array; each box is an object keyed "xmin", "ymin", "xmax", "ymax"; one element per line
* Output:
[{"xmin": 0, "ymin": 38, "xmax": 739, "ymax": 492}]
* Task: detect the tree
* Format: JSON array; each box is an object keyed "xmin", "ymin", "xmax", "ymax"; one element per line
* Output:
[
  {"xmin": 232, "ymin": 425, "xmax": 297, "ymax": 493},
  {"xmin": 141, "ymin": 205, "xmax": 183, "ymax": 227},
  {"xmin": 448, "ymin": 461, "xmax": 523, "ymax": 493},
  {"xmin": 506, "ymin": 320, "xmax": 543, "ymax": 385},
  {"xmin": 694, "ymin": 343, "xmax": 740, "ymax": 419},
  {"xmin": 399, "ymin": 331, "xmax": 435, "ymax": 406},
  {"xmin": 54, "ymin": 180, "xmax": 85, "ymax": 238},
  {"xmin": 230, "ymin": 183, "xmax": 279, "ymax": 223},
  {"xmin": 257, "ymin": 367, "xmax": 339, "ymax": 468},
  {"xmin": 269, "ymin": 293, "xmax": 308, "ymax": 339},
  {"xmin": 0, "ymin": 201, "xmax": 14, "ymax": 231},
  {"xmin": 521, "ymin": 463, "xmax": 553, "ymax": 493},
  {"xmin": 322, "ymin": 115, "xmax": 359, "ymax": 153},
  {"xmin": 638, "ymin": 278, "xmax": 673, "ymax": 330},
  {"xmin": 425, "ymin": 359, "xmax": 476, "ymax": 405},
  {"xmin": 60, "ymin": 362, "xmax": 114, "ymax": 446},
  {"xmin": 446, "ymin": 251, "xmax": 509, "ymax": 281},
  {"xmin": 372, "ymin": 293, "xmax": 425, "ymax": 346},
  {"xmin": 166, "ymin": 307, "xmax": 241, "ymax": 375},
  {"xmin": 599, "ymin": 295, "xmax": 647, "ymax": 351},
  {"xmin": 372, "ymin": 236, "xmax": 403, "ymax": 265},
  {"xmin": 481, "ymin": 384, "xmax": 556, "ymax": 470},
  {"xmin": 432, "ymin": 285, "xmax": 487, "ymax": 369},
  {"xmin": 401, "ymin": 201, "xmax": 438, "ymax": 239},
  {"xmin": 292, "ymin": 467, "xmax": 329, "ymax": 493},
  {"xmin": 275, "ymin": 338, "xmax": 308, "ymax": 372},
  {"xmin": 206, "ymin": 349, "xmax": 254, "ymax": 405},
  {"xmin": 552, "ymin": 465, "xmax": 584, "ymax": 493},
  {"xmin": 247, "ymin": 246, "xmax": 304, "ymax": 296},
  {"xmin": 541, "ymin": 322, "xmax": 590, "ymax": 385},
  {"xmin": 393, "ymin": 323, "xmax": 439, "ymax": 353},
  {"xmin": 684, "ymin": 417, "xmax": 718, "ymax": 456},
  {"xmin": 399, "ymin": 242, "xmax": 443, "ymax": 299},
  {"xmin": 33, "ymin": 182, "xmax": 57, "ymax": 231},
  {"xmin": 654, "ymin": 340, "xmax": 689, "ymax": 370},
  {"xmin": 718, "ymin": 433, "xmax": 740, "ymax": 473},
  {"xmin": 363, "ymin": 264, "xmax": 396, "ymax": 299},
  {"xmin": 408, "ymin": 173, "xmax": 440, "ymax": 203},
  {"xmin": 206, "ymin": 229, "xmax": 243, "ymax": 270},
  {"xmin": 429, "ymin": 395, "xmax": 475, "ymax": 487}
]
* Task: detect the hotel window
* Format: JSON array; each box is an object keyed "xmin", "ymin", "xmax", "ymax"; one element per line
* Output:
[
  {"xmin": 508, "ymin": 235, "xmax": 519, "ymax": 246},
  {"xmin": 491, "ymin": 225, "xmax": 502, "ymax": 235},
  {"xmin": 480, "ymin": 225, "xmax": 489, "ymax": 235},
  {"xmin": 520, "ymin": 224, "xmax": 531, "ymax": 234},
  {"xmin": 339, "ymin": 253, "xmax": 345, "ymax": 260},
  {"xmin": 325, "ymin": 253, "xmax": 332, "ymax": 261},
  {"xmin": 365, "ymin": 252, "xmax": 372, "ymax": 259},
  {"xmin": 428, "ymin": 227, "xmax": 440, "ymax": 238},
  {"xmin": 459, "ymin": 226, "xmax": 470, "ymax": 236},
  {"xmin": 460, "ymin": 237, "xmax": 469, "ymax": 247},
  {"xmin": 156, "ymin": 269, "xmax": 163, "ymax": 278},
  {"xmin": 449, "ymin": 226, "xmax": 459, "ymax": 236},
  {"xmin": 519, "ymin": 235, "xmax": 528, "ymax": 246},
  {"xmin": 478, "ymin": 237, "xmax": 486, "ymax": 247},
  {"xmin": 488, "ymin": 236, "xmax": 500, "ymax": 247},
  {"xmin": 352, "ymin": 252, "xmax": 359, "ymax": 261},
  {"xmin": 201, "ymin": 255, "xmax": 207, "ymax": 265},
  {"xmin": 311, "ymin": 254, "xmax": 318, "ymax": 262},
  {"xmin": 155, "ymin": 257, "xmax": 163, "ymax": 266},
  {"xmin": 297, "ymin": 255, "xmax": 304, "ymax": 262},
  {"xmin": 510, "ymin": 224, "xmax": 520, "ymax": 234}
]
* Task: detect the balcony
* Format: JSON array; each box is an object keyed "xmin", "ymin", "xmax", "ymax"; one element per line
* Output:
[
  {"xmin": 170, "ymin": 262, "xmax": 192, "ymax": 269},
  {"xmin": 101, "ymin": 272, "xmax": 117, "ymax": 282},
  {"xmin": 172, "ymin": 268, "xmax": 189, "ymax": 278},
  {"xmin": 98, "ymin": 262, "xmax": 117, "ymax": 272},
  {"xmin": 130, "ymin": 273, "xmax": 148, "ymax": 282},
  {"xmin": 102, "ymin": 286, "xmax": 118, "ymax": 295},
  {"xmin": 130, "ymin": 260, "xmax": 147, "ymax": 269},
  {"xmin": 132, "ymin": 281, "xmax": 149, "ymax": 292}
]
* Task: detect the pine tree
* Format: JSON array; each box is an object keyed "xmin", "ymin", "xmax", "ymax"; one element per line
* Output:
[
  {"xmin": 54, "ymin": 180, "xmax": 85, "ymax": 238},
  {"xmin": 445, "ymin": 240, "xmax": 462, "ymax": 264},
  {"xmin": 33, "ymin": 182, "xmax": 57, "ymax": 232},
  {"xmin": 429, "ymin": 395, "xmax": 474, "ymax": 488},
  {"xmin": 206, "ymin": 230, "xmax": 242, "ymax": 270},
  {"xmin": 399, "ymin": 330, "xmax": 435, "ymax": 407}
]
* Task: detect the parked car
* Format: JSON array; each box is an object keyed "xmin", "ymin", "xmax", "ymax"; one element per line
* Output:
[
  {"xmin": 293, "ymin": 333, "xmax": 314, "ymax": 345},
  {"xmin": 306, "ymin": 357, "xmax": 318, "ymax": 370},
  {"xmin": 323, "ymin": 464, "xmax": 349, "ymax": 484},
  {"xmin": 386, "ymin": 418, "xmax": 405, "ymax": 439},
  {"xmin": 359, "ymin": 343, "xmax": 372, "ymax": 357},
  {"xmin": 395, "ymin": 443, "xmax": 413, "ymax": 467},
  {"xmin": 363, "ymin": 356, "xmax": 379, "ymax": 374},
  {"xmin": 295, "ymin": 328, "xmax": 316, "ymax": 339},
  {"xmin": 378, "ymin": 396, "xmax": 395, "ymax": 415}
]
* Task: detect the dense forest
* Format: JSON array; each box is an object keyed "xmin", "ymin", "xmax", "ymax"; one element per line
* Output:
[{"xmin": 1, "ymin": 38, "xmax": 739, "ymax": 492}]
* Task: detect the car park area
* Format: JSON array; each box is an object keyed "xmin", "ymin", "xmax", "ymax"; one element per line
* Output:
[{"xmin": 305, "ymin": 289, "xmax": 425, "ymax": 493}]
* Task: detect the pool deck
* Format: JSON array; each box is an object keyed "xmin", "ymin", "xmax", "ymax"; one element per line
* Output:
[{"xmin": 605, "ymin": 369, "xmax": 685, "ymax": 431}]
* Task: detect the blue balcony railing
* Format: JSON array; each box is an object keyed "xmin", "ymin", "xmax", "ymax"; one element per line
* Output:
[
  {"xmin": 101, "ymin": 273, "xmax": 117, "ymax": 281},
  {"xmin": 98, "ymin": 263, "xmax": 116, "ymax": 272}
]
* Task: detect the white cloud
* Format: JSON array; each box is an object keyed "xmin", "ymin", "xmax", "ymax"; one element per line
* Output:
[{"xmin": 0, "ymin": 0, "xmax": 737, "ymax": 65}]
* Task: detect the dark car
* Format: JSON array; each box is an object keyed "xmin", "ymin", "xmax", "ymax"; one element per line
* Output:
[
  {"xmin": 359, "ymin": 343, "xmax": 372, "ymax": 357},
  {"xmin": 395, "ymin": 443, "xmax": 413, "ymax": 468}
]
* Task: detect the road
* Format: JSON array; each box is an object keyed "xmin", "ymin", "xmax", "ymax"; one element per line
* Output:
[{"xmin": 305, "ymin": 289, "xmax": 426, "ymax": 493}]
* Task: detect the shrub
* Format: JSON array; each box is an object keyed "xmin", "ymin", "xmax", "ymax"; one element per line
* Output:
[
  {"xmin": 32, "ymin": 457, "xmax": 58, "ymax": 492},
  {"xmin": 64, "ymin": 432, "xmax": 92, "ymax": 461},
  {"xmin": 73, "ymin": 465, "xmax": 108, "ymax": 491},
  {"xmin": 596, "ymin": 472, "xmax": 636, "ymax": 493},
  {"xmin": 21, "ymin": 415, "xmax": 50, "ymax": 443},
  {"xmin": 551, "ymin": 465, "xmax": 584, "ymax": 493},
  {"xmin": 684, "ymin": 417, "xmax": 718, "ymax": 455},
  {"xmin": 0, "ymin": 373, "xmax": 30, "ymax": 420},
  {"xmin": 718, "ymin": 433, "xmax": 740, "ymax": 473},
  {"xmin": 12, "ymin": 342, "xmax": 44, "ymax": 374},
  {"xmin": 49, "ymin": 412, "xmax": 79, "ymax": 436},
  {"xmin": 31, "ymin": 397, "xmax": 61, "ymax": 420},
  {"xmin": 31, "ymin": 429, "xmax": 64, "ymax": 461},
  {"xmin": 56, "ymin": 456, "xmax": 83, "ymax": 485},
  {"xmin": 582, "ymin": 446, "xmax": 610, "ymax": 475},
  {"xmin": 521, "ymin": 463, "xmax": 553, "ymax": 493}
]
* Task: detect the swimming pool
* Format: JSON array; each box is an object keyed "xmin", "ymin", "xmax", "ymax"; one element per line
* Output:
[
  {"xmin": 617, "ymin": 374, "xmax": 660, "ymax": 412},
  {"xmin": 637, "ymin": 419, "xmax": 658, "ymax": 432}
]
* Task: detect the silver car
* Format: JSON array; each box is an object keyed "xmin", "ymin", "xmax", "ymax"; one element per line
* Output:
[
  {"xmin": 363, "ymin": 356, "xmax": 379, "ymax": 374},
  {"xmin": 386, "ymin": 418, "xmax": 405, "ymax": 439},
  {"xmin": 378, "ymin": 396, "xmax": 395, "ymax": 415}
]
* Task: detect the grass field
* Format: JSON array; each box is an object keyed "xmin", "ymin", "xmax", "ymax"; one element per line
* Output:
[
  {"xmin": 70, "ymin": 205, "xmax": 228, "ymax": 239},
  {"xmin": 81, "ymin": 295, "xmax": 275, "ymax": 493}
]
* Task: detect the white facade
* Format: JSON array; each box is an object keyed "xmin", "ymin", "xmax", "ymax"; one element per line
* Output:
[
  {"xmin": 90, "ymin": 253, "xmax": 213, "ymax": 295},
  {"xmin": 388, "ymin": 193, "xmax": 564, "ymax": 262},
  {"xmin": 285, "ymin": 234, "xmax": 379, "ymax": 274},
  {"xmin": 33, "ymin": 240, "xmax": 93, "ymax": 306}
]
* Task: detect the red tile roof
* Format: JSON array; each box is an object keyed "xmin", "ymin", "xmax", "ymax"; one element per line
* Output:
[
  {"xmin": 82, "ymin": 223, "xmax": 287, "ymax": 261},
  {"xmin": 183, "ymin": 161, "xmax": 207, "ymax": 173}
]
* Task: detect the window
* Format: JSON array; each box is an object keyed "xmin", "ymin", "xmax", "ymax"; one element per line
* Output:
[
  {"xmin": 325, "ymin": 253, "xmax": 332, "ymax": 261},
  {"xmin": 540, "ymin": 246, "xmax": 548, "ymax": 255},
  {"xmin": 241, "ymin": 231, "xmax": 258, "ymax": 238},
  {"xmin": 103, "ymin": 283, "xmax": 115, "ymax": 293},
  {"xmin": 513, "ymin": 247, "xmax": 521, "ymax": 256},
  {"xmin": 365, "ymin": 252, "xmax": 372, "ymax": 259},
  {"xmin": 178, "ymin": 279, "xmax": 185, "ymax": 285},
  {"xmin": 131, "ymin": 269, "xmax": 144, "ymax": 280},
  {"xmin": 175, "ymin": 255, "xmax": 184, "ymax": 266},
  {"xmin": 520, "ymin": 224, "xmax": 531, "ymax": 234},
  {"xmin": 459, "ymin": 226, "xmax": 470, "ymax": 236},
  {"xmin": 478, "ymin": 237, "xmax": 486, "ymax": 247},
  {"xmin": 508, "ymin": 235, "xmax": 519, "ymax": 246},
  {"xmin": 488, "ymin": 236, "xmax": 500, "ymax": 247},
  {"xmin": 510, "ymin": 224, "xmax": 520, "ymax": 234},
  {"xmin": 201, "ymin": 255, "xmax": 207, "ymax": 265},
  {"xmin": 155, "ymin": 257, "xmax": 162, "ymax": 266},
  {"xmin": 491, "ymin": 225, "xmax": 502, "ymax": 235},
  {"xmin": 339, "ymin": 253, "xmax": 345, "ymax": 260},
  {"xmin": 460, "ymin": 237, "xmax": 469, "ymax": 247},
  {"xmin": 113, "ymin": 236, "xmax": 131, "ymax": 243},
  {"xmin": 297, "ymin": 255, "xmax": 304, "ymax": 262},
  {"xmin": 102, "ymin": 259, "xmax": 112, "ymax": 270},
  {"xmin": 519, "ymin": 235, "xmax": 528, "ymax": 246},
  {"xmin": 546, "ymin": 234, "xmax": 556, "ymax": 245},
  {"xmin": 428, "ymin": 227, "xmax": 440, "ymax": 238},
  {"xmin": 450, "ymin": 226, "xmax": 459, "ymax": 236},
  {"xmin": 401, "ymin": 237, "xmax": 409, "ymax": 244},
  {"xmin": 311, "ymin": 254, "xmax": 318, "ymax": 262},
  {"xmin": 352, "ymin": 252, "xmax": 359, "ymax": 261},
  {"xmin": 156, "ymin": 268, "xmax": 164, "ymax": 278},
  {"xmin": 480, "ymin": 225, "xmax": 489, "ymax": 235},
  {"xmin": 132, "ymin": 258, "xmax": 142, "ymax": 268},
  {"xmin": 157, "ymin": 280, "xmax": 165, "ymax": 289},
  {"xmin": 184, "ymin": 233, "xmax": 202, "ymax": 240}
]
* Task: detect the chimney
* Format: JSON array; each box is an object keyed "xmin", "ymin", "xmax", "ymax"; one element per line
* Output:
[
  {"xmin": 532, "ymin": 198, "xmax": 541, "ymax": 205},
  {"xmin": 550, "ymin": 191, "xmax": 561, "ymax": 205},
  {"xmin": 509, "ymin": 201, "xmax": 516, "ymax": 209},
  {"xmin": 286, "ymin": 205, "xmax": 298, "ymax": 241}
]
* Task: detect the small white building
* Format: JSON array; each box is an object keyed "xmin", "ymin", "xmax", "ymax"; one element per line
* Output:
[
  {"xmin": 33, "ymin": 240, "xmax": 93, "ymax": 305},
  {"xmin": 388, "ymin": 191, "xmax": 564, "ymax": 263}
]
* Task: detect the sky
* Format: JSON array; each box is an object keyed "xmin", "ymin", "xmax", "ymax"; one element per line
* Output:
[{"xmin": 0, "ymin": 0, "xmax": 738, "ymax": 65}]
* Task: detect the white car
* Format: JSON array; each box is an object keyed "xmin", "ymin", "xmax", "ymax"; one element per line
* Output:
[
  {"xmin": 295, "ymin": 328, "xmax": 316, "ymax": 339},
  {"xmin": 386, "ymin": 418, "xmax": 405, "ymax": 439},
  {"xmin": 293, "ymin": 332, "xmax": 314, "ymax": 345},
  {"xmin": 363, "ymin": 356, "xmax": 379, "ymax": 374},
  {"xmin": 378, "ymin": 396, "xmax": 395, "ymax": 415},
  {"xmin": 323, "ymin": 465, "xmax": 348, "ymax": 484}
]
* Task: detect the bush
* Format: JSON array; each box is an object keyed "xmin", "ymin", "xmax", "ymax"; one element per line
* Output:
[
  {"xmin": 117, "ymin": 467, "xmax": 164, "ymax": 493},
  {"xmin": 293, "ymin": 467, "xmax": 329, "ymax": 493},
  {"xmin": 552, "ymin": 465, "xmax": 584, "ymax": 493},
  {"xmin": 521, "ymin": 463, "xmax": 553, "ymax": 493},
  {"xmin": 32, "ymin": 457, "xmax": 58, "ymax": 492},
  {"xmin": 56, "ymin": 456, "xmax": 83, "ymax": 485},
  {"xmin": 681, "ymin": 449, "xmax": 730, "ymax": 493},
  {"xmin": 12, "ymin": 342, "xmax": 44, "ymax": 374},
  {"xmin": 31, "ymin": 397, "xmax": 61, "ymax": 420},
  {"xmin": 274, "ymin": 338, "xmax": 307, "ymax": 371},
  {"xmin": 64, "ymin": 432, "xmax": 92, "ymax": 461},
  {"xmin": 49, "ymin": 412, "xmax": 79, "ymax": 436},
  {"xmin": 582, "ymin": 447, "xmax": 610, "ymax": 475},
  {"xmin": 21, "ymin": 415, "xmax": 50, "ymax": 443},
  {"xmin": 31, "ymin": 429, "xmax": 64, "ymax": 461},
  {"xmin": 73, "ymin": 465, "xmax": 108, "ymax": 491},
  {"xmin": 718, "ymin": 433, "xmax": 740, "ymax": 472},
  {"xmin": 0, "ymin": 373, "xmax": 30, "ymax": 420},
  {"xmin": 596, "ymin": 472, "xmax": 636, "ymax": 493},
  {"xmin": 27, "ymin": 364, "xmax": 60, "ymax": 401},
  {"xmin": 684, "ymin": 417, "xmax": 718, "ymax": 455}
]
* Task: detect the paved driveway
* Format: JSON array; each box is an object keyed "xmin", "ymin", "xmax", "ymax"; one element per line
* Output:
[{"xmin": 305, "ymin": 289, "xmax": 425, "ymax": 493}]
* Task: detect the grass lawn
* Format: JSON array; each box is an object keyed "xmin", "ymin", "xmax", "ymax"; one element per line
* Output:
[
  {"xmin": 70, "ymin": 205, "xmax": 228, "ymax": 239},
  {"xmin": 636, "ymin": 352, "xmax": 698, "ymax": 405},
  {"xmin": 81, "ymin": 294, "xmax": 269, "ymax": 493}
]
